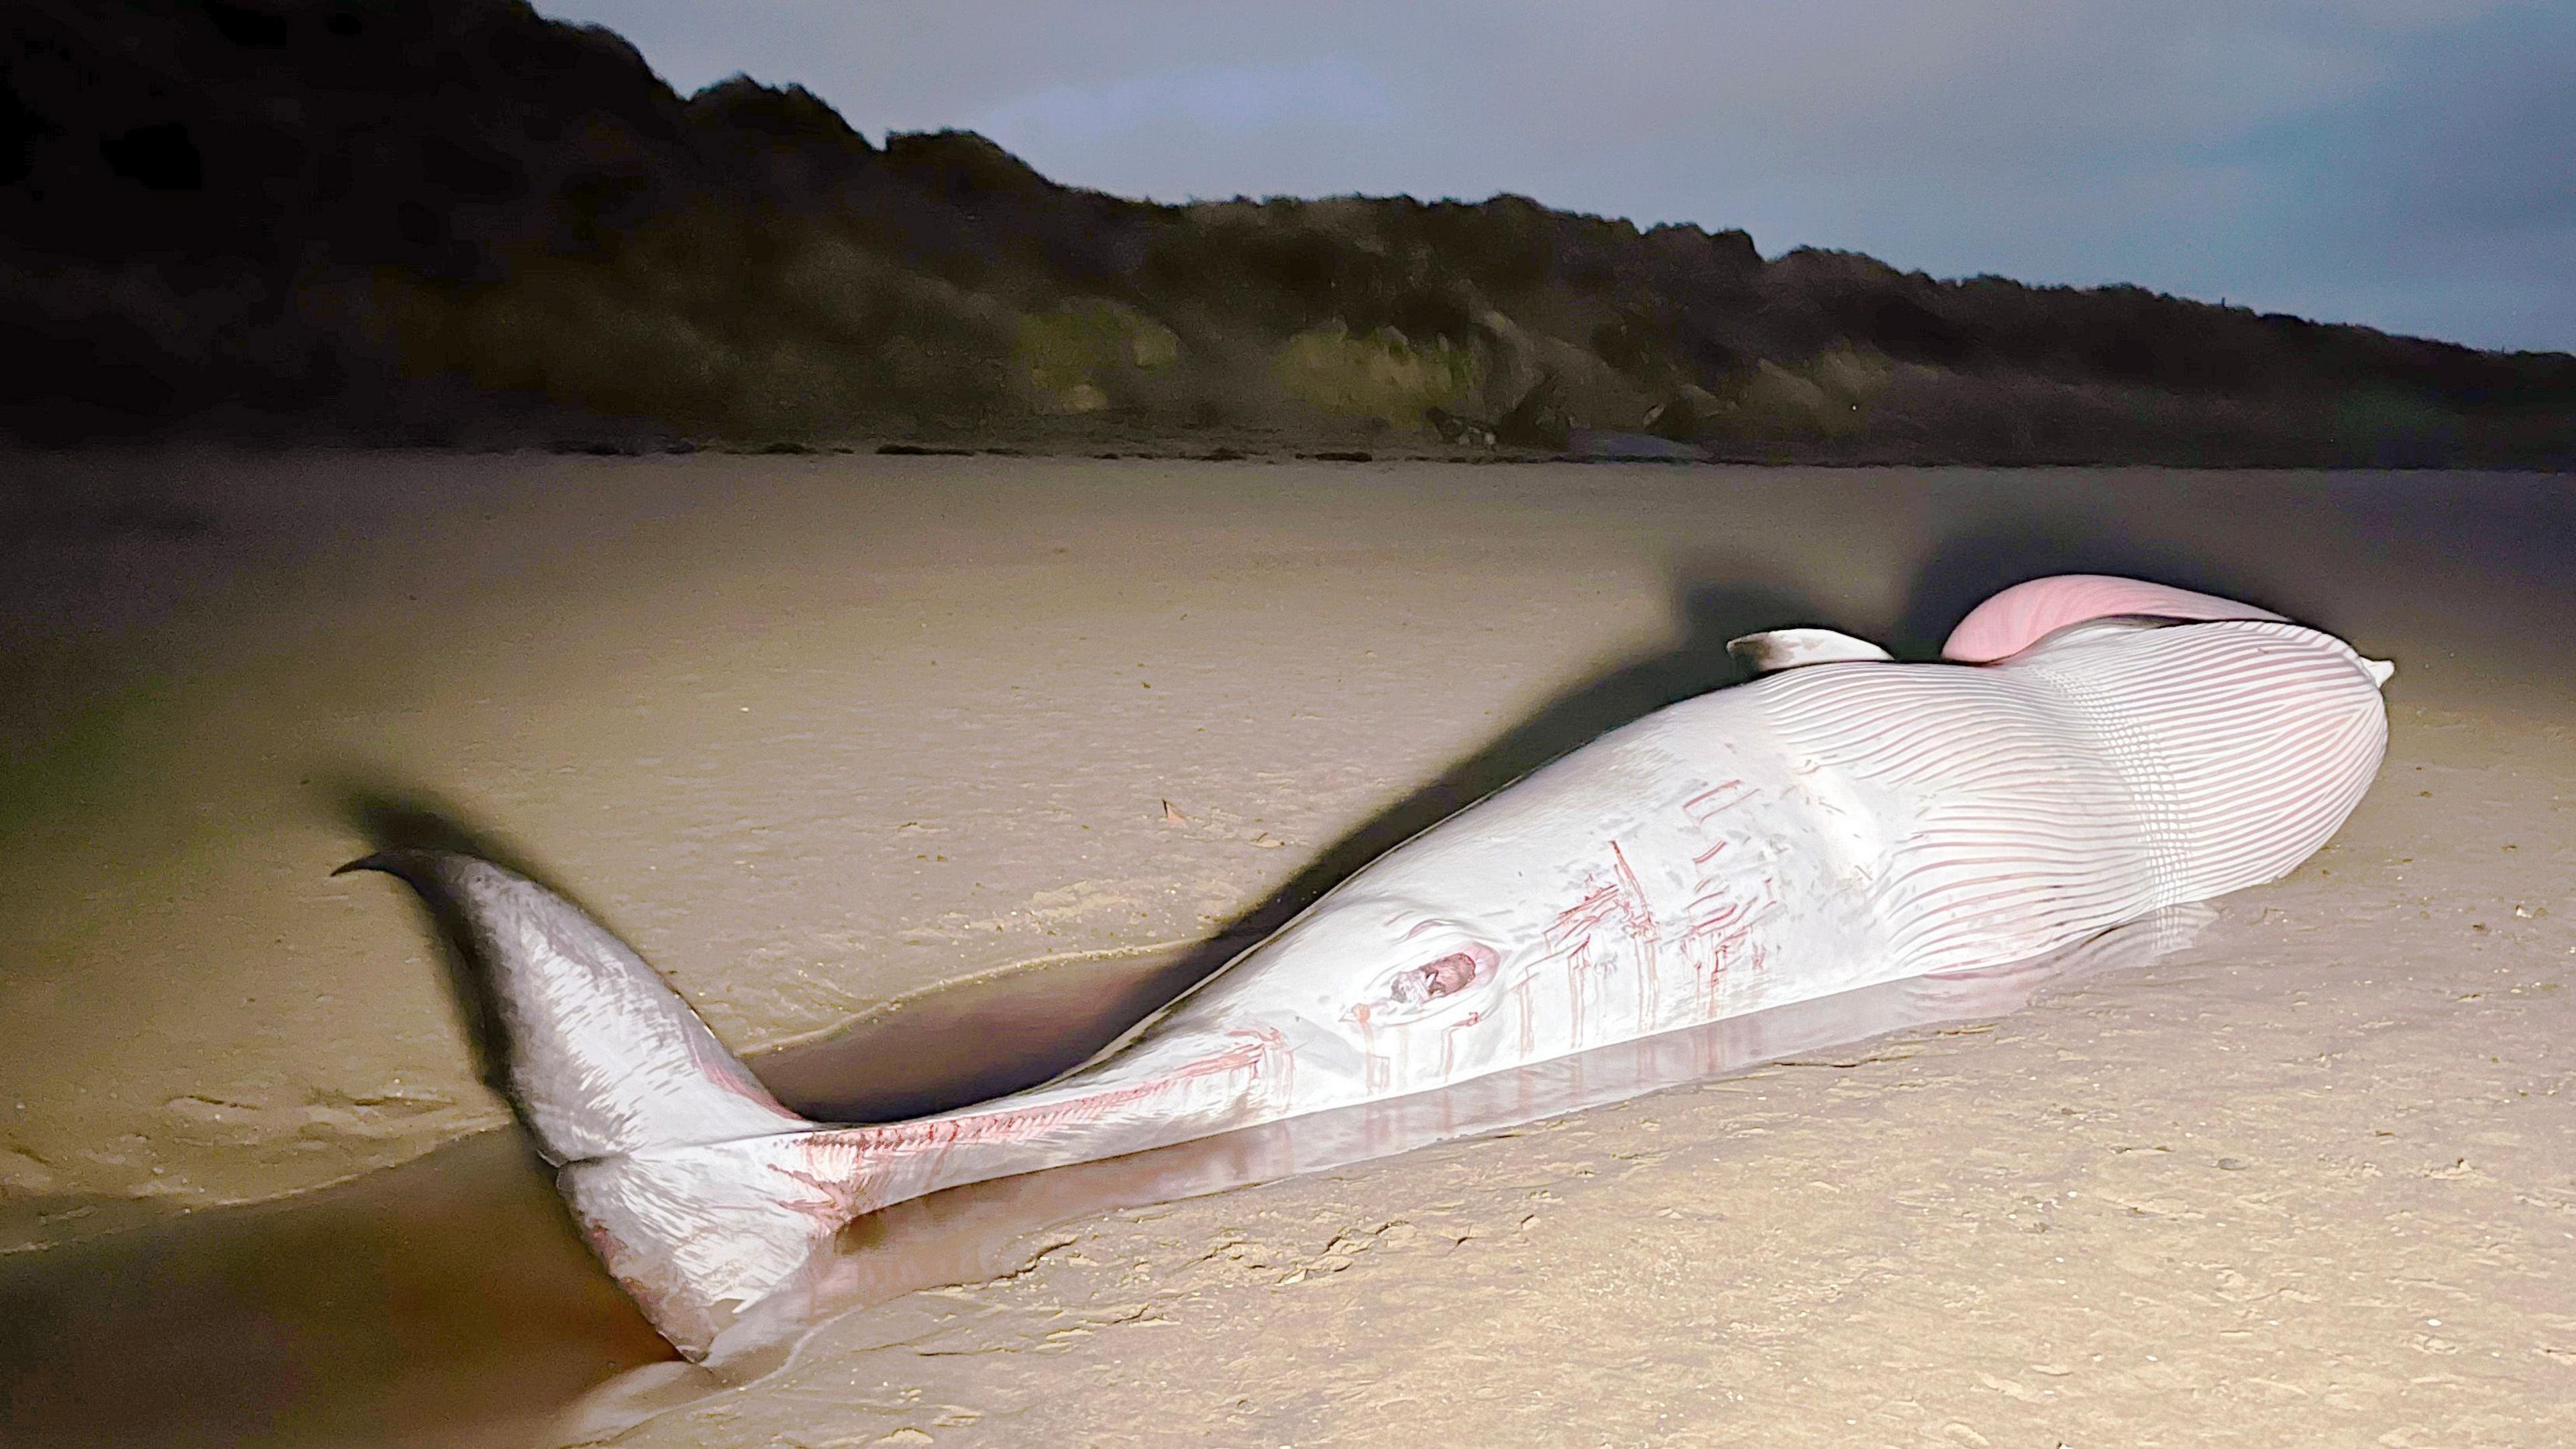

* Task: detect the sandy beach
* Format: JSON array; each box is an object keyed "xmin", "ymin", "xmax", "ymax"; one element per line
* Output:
[{"xmin": 2, "ymin": 453, "xmax": 2571, "ymax": 1446}]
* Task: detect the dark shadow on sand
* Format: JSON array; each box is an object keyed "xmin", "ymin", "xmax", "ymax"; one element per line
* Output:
[
  {"xmin": 323, "ymin": 778, "xmax": 631, "ymax": 1116},
  {"xmin": 321, "ymin": 523, "xmax": 2349, "ymax": 1130},
  {"xmin": 742, "ymin": 565, "xmax": 1835, "ymax": 1120},
  {"xmin": 325, "ymin": 537, "xmax": 2297, "ymax": 1126}
]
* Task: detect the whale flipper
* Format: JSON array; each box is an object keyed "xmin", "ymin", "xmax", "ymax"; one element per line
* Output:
[{"xmin": 1939, "ymin": 574, "xmax": 2288, "ymax": 662}]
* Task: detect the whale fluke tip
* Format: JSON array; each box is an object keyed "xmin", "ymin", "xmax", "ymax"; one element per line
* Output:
[{"xmin": 332, "ymin": 849, "xmax": 440, "ymax": 879}]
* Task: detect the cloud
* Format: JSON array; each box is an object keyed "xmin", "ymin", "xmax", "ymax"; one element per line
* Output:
[{"xmin": 537, "ymin": 0, "xmax": 2573, "ymax": 349}]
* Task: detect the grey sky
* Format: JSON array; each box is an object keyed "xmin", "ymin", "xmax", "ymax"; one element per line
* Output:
[{"xmin": 538, "ymin": 1, "xmax": 2573, "ymax": 353}]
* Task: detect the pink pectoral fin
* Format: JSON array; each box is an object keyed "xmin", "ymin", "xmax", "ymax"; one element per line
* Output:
[{"xmin": 1942, "ymin": 575, "xmax": 2284, "ymax": 663}]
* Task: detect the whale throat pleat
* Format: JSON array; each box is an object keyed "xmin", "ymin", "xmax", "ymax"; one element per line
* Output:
[{"xmin": 1756, "ymin": 619, "xmax": 2388, "ymax": 975}]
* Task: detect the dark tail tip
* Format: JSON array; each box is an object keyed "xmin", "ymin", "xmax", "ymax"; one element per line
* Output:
[
  {"xmin": 332, "ymin": 846, "xmax": 515, "ymax": 1095},
  {"xmin": 333, "ymin": 849, "xmax": 441, "ymax": 880}
]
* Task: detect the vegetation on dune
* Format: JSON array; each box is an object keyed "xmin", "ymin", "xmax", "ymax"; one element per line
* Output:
[
  {"xmin": 3, "ymin": 0, "xmax": 2570, "ymax": 464},
  {"xmin": 1275, "ymin": 322, "xmax": 1481, "ymax": 429}
]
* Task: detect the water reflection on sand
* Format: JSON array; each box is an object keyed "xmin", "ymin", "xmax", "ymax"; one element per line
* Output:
[
  {"xmin": 0, "ymin": 899, "xmax": 2206, "ymax": 1449},
  {"xmin": 574, "ymin": 903, "xmax": 2212, "ymax": 1440}
]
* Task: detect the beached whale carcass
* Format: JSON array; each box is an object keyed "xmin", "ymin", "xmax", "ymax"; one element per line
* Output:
[{"xmin": 347, "ymin": 575, "xmax": 2392, "ymax": 1358}]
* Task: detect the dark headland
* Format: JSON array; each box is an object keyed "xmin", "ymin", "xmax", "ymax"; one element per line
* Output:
[{"xmin": 6, "ymin": 0, "xmax": 2571, "ymax": 465}]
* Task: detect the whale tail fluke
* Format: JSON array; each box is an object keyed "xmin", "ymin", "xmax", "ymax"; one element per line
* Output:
[
  {"xmin": 342, "ymin": 851, "xmax": 843, "ymax": 1358},
  {"xmin": 337, "ymin": 851, "xmax": 809, "ymax": 1163}
]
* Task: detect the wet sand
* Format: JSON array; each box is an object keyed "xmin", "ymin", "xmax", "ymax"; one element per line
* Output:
[
  {"xmin": 2, "ymin": 922, "xmax": 2196, "ymax": 1447},
  {"xmin": 2, "ymin": 453, "xmax": 2571, "ymax": 1444}
]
